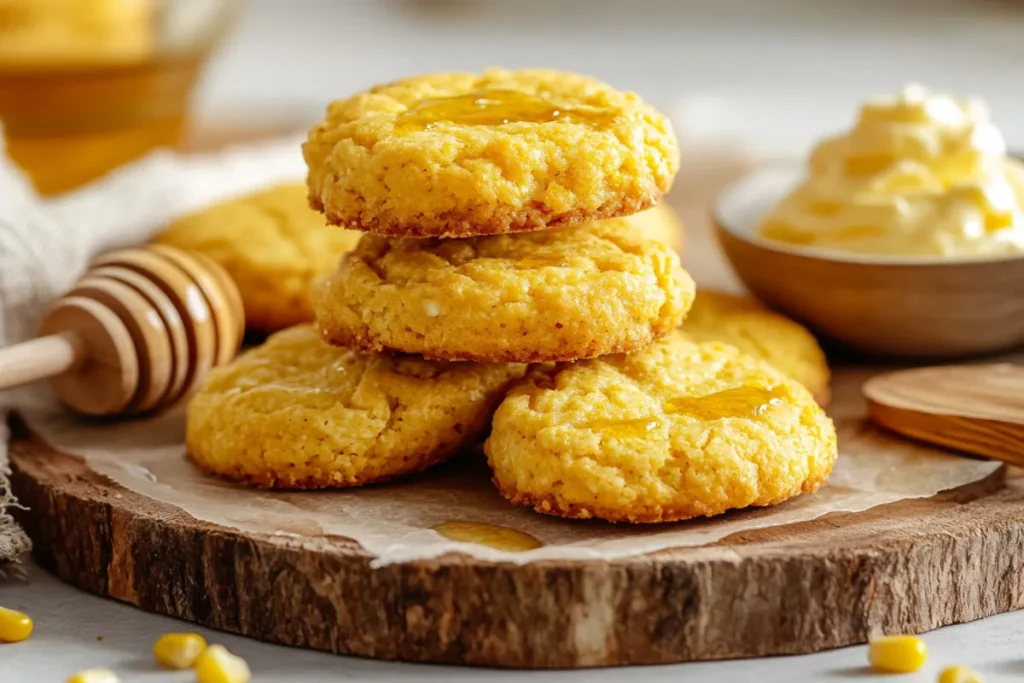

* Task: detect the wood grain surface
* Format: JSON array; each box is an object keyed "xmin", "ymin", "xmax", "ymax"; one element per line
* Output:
[{"xmin": 866, "ymin": 364, "xmax": 1024, "ymax": 468}]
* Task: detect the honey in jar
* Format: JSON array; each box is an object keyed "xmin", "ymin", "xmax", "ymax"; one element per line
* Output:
[{"xmin": 0, "ymin": 0, "xmax": 242, "ymax": 195}]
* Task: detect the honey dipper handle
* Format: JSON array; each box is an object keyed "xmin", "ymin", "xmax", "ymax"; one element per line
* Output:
[{"xmin": 0, "ymin": 332, "xmax": 84, "ymax": 391}]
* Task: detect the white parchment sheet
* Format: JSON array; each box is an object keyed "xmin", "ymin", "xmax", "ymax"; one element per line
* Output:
[{"xmin": 19, "ymin": 366, "xmax": 1001, "ymax": 567}]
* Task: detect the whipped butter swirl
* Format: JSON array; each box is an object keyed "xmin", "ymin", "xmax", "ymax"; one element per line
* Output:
[{"xmin": 760, "ymin": 85, "xmax": 1024, "ymax": 257}]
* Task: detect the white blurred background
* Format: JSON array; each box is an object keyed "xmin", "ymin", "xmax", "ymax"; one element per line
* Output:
[{"xmin": 195, "ymin": 0, "xmax": 1024, "ymax": 155}]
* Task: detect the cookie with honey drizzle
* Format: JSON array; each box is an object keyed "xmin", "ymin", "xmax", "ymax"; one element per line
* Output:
[
  {"xmin": 313, "ymin": 218, "xmax": 694, "ymax": 362},
  {"xmin": 186, "ymin": 325, "xmax": 528, "ymax": 488},
  {"xmin": 485, "ymin": 333, "xmax": 837, "ymax": 523},
  {"xmin": 303, "ymin": 68, "xmax": 680, "ymax": 238}
]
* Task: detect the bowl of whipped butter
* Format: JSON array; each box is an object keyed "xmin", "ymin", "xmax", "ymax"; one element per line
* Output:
[{"xmin": 714, "ymin": 85, "xmax": 1024, "ymax": 359}]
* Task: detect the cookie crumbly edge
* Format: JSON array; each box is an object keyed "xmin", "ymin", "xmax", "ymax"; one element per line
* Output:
[
  {"xmin": 318, "ymin": 316, "xmax": 684, "ymax": 363},
  {"xmin": 492, "ymin": 471, "xmax": 833, "ymax": 524},
  {"xmin": 309, "ymin": 192, "xmax": 660, "ymax": 239}
]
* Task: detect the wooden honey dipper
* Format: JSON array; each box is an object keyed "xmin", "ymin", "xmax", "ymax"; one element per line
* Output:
[{"xmin": 0, "ymin": 244, "xmax": 244, "ymax": 416}]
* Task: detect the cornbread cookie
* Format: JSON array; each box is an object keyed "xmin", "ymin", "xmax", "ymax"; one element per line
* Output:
[
  {"xmin": 314, "ymin": 218, "xmax": 695, "ymax": 363},
  {"xmin": 628, "ymin": 203, "xmax": 685, "ymax": 252},
  {"xmin": 485, "ymin": 334, "xmax": 837, "ymax": 523},
  {"xmin": 303, "ymin": 69, "xmax": 680, "ymax": 238},
  {"xmin": 154, "ymin": 184, "xmax": 362, "ymax": 332},
  {"xmin": 680, "ymin": 291, "xmax": 830, "ymax": 404},
  {"xmin": 187, "ymin": 325, "xmax": 527, "ymax": 488}
]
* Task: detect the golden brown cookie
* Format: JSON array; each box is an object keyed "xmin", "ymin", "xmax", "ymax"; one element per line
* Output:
[
  {"xmin": 186, "ymin": 325, "xmax": 528, "ymax": 488},
  {"xmin": 303, "ymin": 69, "xmax": 679, "ymax": 238},
  {"xmin": 154, "ymin": 184, "xmax": 362, "ymax": 332},
  {"xmin": 485, "ymin": 334, "xmax": 837, "ymax": 523},
  {"xmin": 679, "ymin": 290, "xmax": 830, "ymax": 404},
  {"xmin": 313, "ymin": 217, "xmax": 695, "ymax": 363},
  {"xmin": 628, "ymin": 203, "xmax": 685, "ymax": 252}
]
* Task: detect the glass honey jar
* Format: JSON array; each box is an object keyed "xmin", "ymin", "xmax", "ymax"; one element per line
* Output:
[{"xmin": 0, "ymin": 0, "xmax": 246, "ymax": 195}]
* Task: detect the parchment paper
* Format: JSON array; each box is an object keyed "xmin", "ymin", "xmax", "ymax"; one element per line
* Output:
[{"xmin": 17, "ymin": 367, "xmax": 1001, "ymax": 567}]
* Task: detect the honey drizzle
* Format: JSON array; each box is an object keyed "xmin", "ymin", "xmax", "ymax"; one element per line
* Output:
[
  {"xmin": 663, "ymin": 386, "xmax": 783, "ymax": 420},
  {"xmin": 586, "ymin": 386, "xmax": 784, "ymax": 438},
  {"xmin": 433, "ymin": 521, "xmax": 543, "ymax": 552},
  {"xmin": 395, "ymin": 89, "xmax": 622, "ymax": 131}
]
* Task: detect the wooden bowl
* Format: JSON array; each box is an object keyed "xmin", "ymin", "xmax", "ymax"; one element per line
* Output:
[{"xmin": 713, "ymin": 165, "xmax": 1024, "ymax": 359}]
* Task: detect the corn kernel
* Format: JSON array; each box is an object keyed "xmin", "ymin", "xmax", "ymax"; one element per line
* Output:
[
  {"xmin": 195, "ymin": 644, "xmax": 251, "ymax": 683},
  {"xmin": 153, "ymin": 632, "xmax": 207, "ymax": 669},
  {"xmin": 0, "ymin": 605, "xmax": 33, "ymax": 643},
  {"xmin": 940, "ymin": 665, "xmax": 985, "ymax": 683},
  {"xmin": 868, "ymin": 634, "xmax": 928, "ymax": 673},
  {"xmin": 65, "ymin": 669, "xmax": 119, "ymax": 683}
]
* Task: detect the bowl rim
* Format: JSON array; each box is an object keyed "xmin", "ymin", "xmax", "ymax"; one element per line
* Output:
[{"xmin": 712, "ymin": 162, "xmax": 1024, "ymax": 267}]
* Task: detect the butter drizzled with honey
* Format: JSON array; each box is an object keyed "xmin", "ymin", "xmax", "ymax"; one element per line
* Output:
[
  {"xmin": 396, "ymin": 89, "xmax": 622, "ymax": 130},
  {"xmin": 434, "ymin": 521, "xmax": 543, "ymax": 552},
  {"xmin": 760, "ymin": 84, "xmax": 1024, "ymax": 257},
  {"xmin": 588, "ymin": 386, "xmax": 784, "ymax": 439}
]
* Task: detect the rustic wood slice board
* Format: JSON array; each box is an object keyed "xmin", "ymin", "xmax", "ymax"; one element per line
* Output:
[{"xmin": 8, "ymin": 410, "xmax": 1023, "ymax": 669}]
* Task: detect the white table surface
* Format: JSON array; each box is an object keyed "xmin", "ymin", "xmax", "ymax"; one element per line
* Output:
[
  {"xmin": 3, "ymin": 561, "xmax": 1024, "ymax": 682},
  {"xmin": 9, "ymin": 0, "xmax": 1024, "ymax": 680}
]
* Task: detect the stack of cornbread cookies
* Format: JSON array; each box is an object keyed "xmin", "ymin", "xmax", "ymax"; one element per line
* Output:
[{"xmin": 183, "ymin": 69, "xmax": 837, "ymax": 523}]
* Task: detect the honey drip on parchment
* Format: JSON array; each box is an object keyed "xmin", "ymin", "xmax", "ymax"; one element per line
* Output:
[
  {"xmin": 433, "ymin": 521, "xmax": 543, "ymax": 552},
  {"xmin": 396, "ymin": 89, "xmax": 622, "ymax": 130},
  {"xmin": 588, "ymin": 386, "xmax": 784, "ymax": 439}
]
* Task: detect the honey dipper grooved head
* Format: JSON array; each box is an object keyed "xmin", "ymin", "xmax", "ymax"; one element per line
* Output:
[{"xmin": 38, "ymin": 245, "xmax": 243, "ymax": 416}]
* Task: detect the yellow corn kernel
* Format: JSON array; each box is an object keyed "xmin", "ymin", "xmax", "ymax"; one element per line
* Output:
[
  {"xmin": 940, "ymin": 665, "xmax": 985, "ymax": 683},
  {"xmin": 65, "ymin": 669, "xmax": 119, "ymax": 683},
  {"xmin": 195, "ymin": 644, "xmax": 251, "ymax": 683},
  {"xmin": 0, "ymin": 605, "xmax": 33, "ymax": 643},
  {"xmin": 153, "ymin": 632, "xmax": 207, "ymax": 669},
  {"xmin": 868, "ymin": 634, "xmax": 928, "ymax": 673}
]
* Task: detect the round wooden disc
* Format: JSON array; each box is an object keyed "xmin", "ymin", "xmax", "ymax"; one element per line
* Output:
[
  {"xmin": 865, "ymin": 364, "xmax": 1024, "ymax": 468},
  {"xmin": 7, "ymin": 417, "xmax": 1018, "ymax": 669}
]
